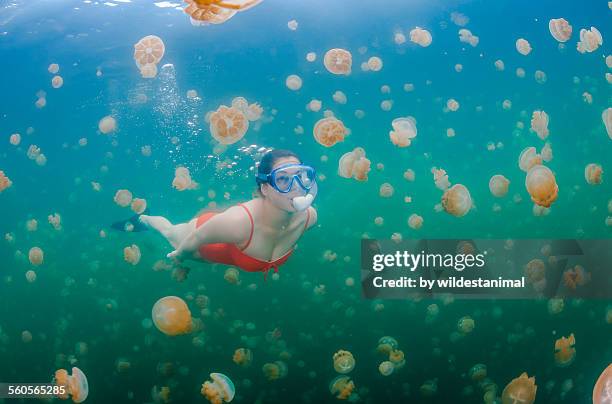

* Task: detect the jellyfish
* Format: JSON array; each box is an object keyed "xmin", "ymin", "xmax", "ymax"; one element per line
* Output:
[
  {"xmin": 98, "ymin": 115, "xmax": 117, "ymax": 135},
  {"xmin": 530, "ymin": 110, "xmax": 550, "ymax": 140},
  {"xmin": 516, "ymin": 38, "xmax": 532, "ymax": 55},
  {"xmin": 554, "ymin": 333, "xmax": 576, "ymax": 367},
  {"xmin": 114, "ymin": 189, "xmax": 133, "ymax": 207},
  {"xmin": 603, "ymin": 108, "xmax": 612, "ymax": 140},
  {"xmin": 585, "ymin": 163, "xmax": 604, "ymax": 185},
  {"xmin": 124, "ymin": 244, "xmax": 141, "ymax": 265},
  {"xmin": 130, "ymin": 198, "xmax": 147, "ymax": 215},
  {"xmin": 593, "ymin": 363, "xmax": 612, "ymax": 404},
  {"xmin": 201, "ymin": 373, "xmax": 235, "ymax": 404},
  {"xmin": 151, "ymin": 296, "xmax": 193, "ymax": 336},
  {"xmin": 307, "ymin": 99, "xmax": 322, "ymax": 112},
  {"xmin": 52, "ymin": 76, "xmax": 64, "ymax": 89},
  {"xmin": 306, "ymin": 52, "xmax": 316, "ymax": 62},
  {"xmin": 29, "ymin": 247, "xmax": 44, "ymax": 266},
  {"xmin": 183, "ymin": 0, "xmax": 242, "ymax": 25},
  {"xmin": 501, "ymin": 372, "xmax": 537, "ymax": 404},
  {"xmin": 313, "ymin": 117, "xmax": 348, "ymax": 147},
  {"xmin": 525, "ymin": 165, "xmax": 558, "ymax": 208},
  {"xmin": 287, "ymin": 19, "xmax": 298, "ymax": 30},
  {"xmin": 133, "ymin": 35, "xmax": 165, "ymax": 70},
  {"xmin": 549, "ymin": 18, "xmax": 572, "ymax": 42},
  {"xmin": 224, "ymin": 267, "xmax": 240, "ymax": 285},
  {"xmin": 285, "ymin": 74, "xmax": 302, "ymax": 91},
  {"xmin": 232, "ymin": 348, "xmax": 253, "ymax": 367},
  {"xmin": 469, "ymin": 364, "xmax": 487, "ymax": 382},
  {"xmin": 548, "ymin": 298, "xmax": 564, "ymax": 315},
  {"xmin": 420, "ymin": 379, "xmax": 438, "ymax": 397},
  {"xmin": 329, "ymin": 375, "xmax": 355, "ymax": 400},
  {"xmin": 379, "ymin": 183, "xmax": 394, "ymax": 198},
  {"xmin": 442, "ymin": 184, "xmax": 472, "ymax": 217},
  {"xmin": 524, "ymin": 259, "xmax": 546, "ymax": 289},
  {"xmin": 388, "ymin": 349, "xmax": 405, "ymax": 369},
  {"xmin": 379, "ymin": 361, "xmax": 394, "ymax": 376},
  {"xmin": 389, "ymin": 116, "xmax": 417, "ymax": 147},
  {"xmin": 377, "ymin": 336, "xmax": 398, "ymax": 355},
  {"xmin": 0, "ymin": 171, "xmax": 12, "ymax": 192},
  {"xmin": 209, "ymin": 105, "xmax": 249, "ymax": 145},
  {"xmin": 367, "ymin": 56, "xmax": 383, "ymax": 72},
  {"xmin": 518, "ymin": 147, "xmax": 542, "ymax": 172},
  {"xmin": 541, "ymin": 143, "xmax": 553, "ymax": 163},
  {"xmin": 457, "ymin": 316, "xmax": 475, "ymax": 334},
  {"xmin": 53, "ymin": 367, "xmax": 89, "ymax": 403},
  {"xmin": 48, "ymin": 213, "xmax": 62, "ymax": 230},
  {"xmin": 577, "ymin": 27, "xmax": 602, "ymax": 53},
  {"xmin": 332, "ymin": 90, "xmax": 347, "ymax": 105},
  {"xmin": 408, "ymin": 214, "xmax": 423, "ymax": 230},
  {"xmin": 262, "ymin": 361, "xmax": 288, "ymax": 381},
  {"xmin": 139, "ymin": 63, "xmax": 158, "ymax": 78},
  {"xmin": 489, "ymin": 175, "xmax": 510, "ymax": 197},
  {"xmin": 323, "ymin": 48, "xmax": 352, "ymax": 75},
  {"xmin": 446, "ymin": 98, "xmax": 460, "ymax": 111},
  {"xmin": 458, "ymin": 29, "xmax": 479, "ymax": 47},
  {"xmin": 410, "ymin": 27, "xmax": 432, "ymax": 47},
  {"xmin": 48, "ymin": 63, "xmax": 60, "ymax": 74},
  {"xmin": 173, "ymin": 166, "xmax": 199, "ymax": 191},
  {"xmin": 338, "ymin": 148, "xmax": 371, "ymax": 181},
  {"xmin": 9, "ymin": 133, "xmax": 20, "ymax": 146},
  {"xmin": 25, "ymin": 270, "xmax": 36, "ymax": 283},
  {"xmin": 333, "ymin": 350, "xmax": 355, "ymax": 374},
  {"xmin": 245, "ymin": 103, "xmax": 263, "ymax": 121}
]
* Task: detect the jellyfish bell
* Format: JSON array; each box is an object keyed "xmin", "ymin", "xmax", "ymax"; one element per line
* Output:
[
  {"xmin": 549, "ymin": 18, "xmax": 572, "ymax": 42},
  {"xmin": 151, "ymin": 296, "xmax": 193, "ymax": 336},
  {"xmin": 98, "ymin": 115, "xmax": 117, "ymax": 135},
  {"xmin": 201, "ymin": 372, "xmax": 235, "ymax": 404},
  {"xmin": 516, "ymin": 38, "xmax": 532, "ymax": 55},
  {"xmin": 323, "ymin": 48, "xmax": 352, "ymax": 75},
  {"xmin": 585, "ymin": 163, "xmax": 603, "ymax": 185},
  {"xmin": 209, "ymin": 105, "xmax": 249, "ymax": 145},
  {"xmin": 525, "ymin": 165, "xmax": 558, "ymax": 208},
  {"xmin": 530, "ymin": 110, "xmax": 550, "ymax": 140},
  {"xmin": 593, "ymin": 363, "xmax": 612, "ymax": 404},
  {"xmin": 518, "ymin": 147, "xmax": 542, "ymax": 172},
  {"xmin": 442, "ymin": 184, "xmax": 472, "ymax": 217},
  {"xmin": 502, "ymin": 372, "xmax": 537, "ymax": 404},
  {"xmin": 338, "ymin": 147, "xmax": 371, "ymax": 181},
  {"xmin": 469, "ymin": 364, "xmax": 487, "ymax": 382},
  {"xmin": 313, "ymin": 117, "xmax": 348, "ymax": 147},
  {"xmin": 333, "ymin": 350, "xmax": 355, "ymax": 374},
  {"xmin": 554, "ymin": 334, "xmax": 576, "ymax": 367},
  {"xmin": 489, "ymin": 175, "xmax": 510, "ymax": 197},
  {"xmin": 329, "ymin": 375, "xmax": 355, "ymax": 400},
  {"xmin": 53, "ymin": 367, "xmax": 89, "ymax": 403},
  {"xmin": 379, "ymin": 361, "xmax": 394, "ymax": 376},
  {"xmin": 377, "ymin": 336, "xmax": 398, "ymax": 355},
  {"xmin": 410, "ymin": 27, "xmax": 432, "ymax": 47},
  {"xmin": 577, "ymin": 27, "xmax": 602, "ymax": 53},
  {"xmin": 389, "ymin": 116, "xmax": 417, "ymax": 147},
  {"xmin": 285, "ymin": 74, "xmax": 302, "ymax": 91},
  {"xmin": 602, "ymin": 108, "xmax": 612, "ymax": 140},
  {"xmin": 133, "ymin": 35, "xmax": 165, "ymax": 68}
]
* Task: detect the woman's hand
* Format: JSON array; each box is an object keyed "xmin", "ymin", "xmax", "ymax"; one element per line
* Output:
[{"xmin": 167, "ymin": 248, "xmax": 185, "ymax": 261}]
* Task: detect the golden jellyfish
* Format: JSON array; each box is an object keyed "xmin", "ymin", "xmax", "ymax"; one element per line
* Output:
[
  {"xmin": 593, "ymin": 363, "xmax": 612, "ymax": 404},
  {"xmin": 524, "ymin": 258, "xmax": 546, "ymax": 287},
  {"xmin": 563, "ymin": 265, "xmax": 589, "ymax": 289},
  {"xmin": 377, "ymin": 336, "xmax": 398, "ymax": 355},
  {"xmin": 501, "ymin": 372, "xmax": 537, "ymax": 404},
  {"xmin": 446, "ymin": 98, "xmax": 460, "ymax": 112},
  {"xmin": 124, "ymin": 244, "xmax": 141, "ymax": 265},
  {"xmin": 442, "ymin": 184, "xmax": 472, "ymax": 217},
  {"xmin": 541, "ymin": 142, "xmax": 553, "ymax": 162},
  {"xmin": 548, "ymin": 298, "xmax": 564, "ymax": 315},
  {"xmin": 469, "ymin": 364, "xmax": 487, "ymax": 382},
  {"xmin": 525, "ymin": 165, "xmax": 558, "ymax": 208},
  {"xmin": 489, "ymin": 175, "xmax": 510, "ymax": 197},
  {"xmin": 307, "ymin": 99, "xmax": 322, "ymax": 112},
  {"xmin": 245, "ymin": 103, "xmax": 263, "ymax": 121},
  {"xmin": 152, "ymin": 296, "xmax": 193, "ymax": 336},
  {"xmin": 224, "ymin": 267, "xmax": 240, "ymax": 285},
  {"xmin": 313, "ymin": 117, "xmax": 348, "ymax": 147},
  {"xmin": 379, "ymin": 183, "xmax": 394, "ymax": 198},
  {"xmin": 98, "ymin": 115, "xmax": 117, "ymax": 134},
  {"xmin": 420, "ymin": 379, "xmax": 438, "ymax": 397},
  {"xmin": 29, "ymin": 247, "xmax": 44, "ymax": 266},
  {"xmin": 367, "ymin": 56, "xmax": 383, "ymax": 72},
  {"xmin": 333, "ymin": 350, "xmax": 355, "ymax": 374},
  {"xmin": 458, "ymin": 28, "xmax": 479, "ymax": 47},
  {"xmin": 9, "ymin": 133, "xmax": 21, "ymax": 146},
  {"xmin": 495, "ymin": 59, "xmax": 505, "ymax": 71},
  {"xmin": 389, "ymin": 116, "xmax": 417, "ymax": 147},
  {"xmin": 394, "ymin": 31, "xmax": 406, "ymax": 44},
  {"xmin": 410, "ymin": 27, "xmax": 432, "ymax": 47},
  {"xmin": 549, "ymin": 18, "xmax": 572, "ymax": 42},
  {"xmin": 173, "ymin": 167, "xmax": 198, "ymax": 191},
  {"xmin": 603, "ymin": 108, "xmax": 612, "ymax": 140},
  {"xmin": 577, "ymin": 27, "xmax": 602, "ymax": 53},
  {"xmin": 200, "ymin": 373, "xmax": 235, "ymax": 404},
  {"xmin": 139, "ymin": 63, "xmax": 158, "ymax": 79},
  {"xmin": 53, "ymin": 367, "xmax": 89, "ymax": 403},
  {"xmin": 585, "ymin": 163, "xmax": 604, "ymax": 185},
  {"xmin": 48, "ymin": 213, "xmax": 62, "ymax": 230},
  {"xmin": 432, "ymin": 167, "xmax": 450, "ymax": 190},
  {"xmin": 516, "ymin": 38, "xmax": 532, "ymax": 55},
  {"xmin": 48, "ymin": 63, "xmax": 60, "ymax": 74},
  {"xmin": 183, "ymin": 0, "xmax": 238, "ymax": 25},
  {"xmin": 408, "ymin": 214, "xmax": 423, "ymax": 230},
  {"xmin": 0, "ymin": 171, "xmax": 12, "ymax": 192},
  {"xmin": 232, "ymin": 348, "xmax": 252, "ymax": 367},
  {"xmin": 52, "ymin": 75, "xmax": 64, "ymax": 89},
  {"xmin": 554, "ymin": 333, "xmax": 576, "ymax": 367},
  {"xmin": 306, "ymin": 51, "xmax": 316, "ymax": 62},
  {"xmin": 333, "ymin": 90, "xmax": 347, "ymax": 104},
  {"xmin": 530, "ymin": 110, "xmax": 550, "ymax": 140},
  {"xmin": 287, "ymin": 19, "xmax": 298, "ymax": 30},
  {"xmin": 457, "ymin": 316, "xmax": 475, "ymax": 334},
  {"xmin": 323, "ymin": 48, "xmax": 352, "ymax": 75},
  {"xmin": 25, "ymin": 270, "xmax": 36, "ymax": 283},
  {"xmin": 114, "ymin": 189, "xmax": 133, "ymax": 207},
  {"xmin": 133, "ymin": 35, "xmax": 165, "ymax": 67},
  {"xmin": 338, "ymin": 147, "xmax": 371, "ymax": 181},
  {"xmin": 379, "ymin": 361, "xmax": 394, "ymax": 376},
  {"xmin": 518, "ymin": 147, "xmax": 542, "ymax": 172},
  {"xmin": 285, "ymin": 74, "xmax": 302, "ymax": 90},
  {"xmin": 209, "ymin": 105, "xmax": 249, "ymax": 145},
  {"xmin": 262, "ymin": 361, "xmax": 288, "ymax": 381},
  {"xmin": 131, "ymin": 198, "xmax": 147, "ymax": 214},
  {"xmin": 516, "ymin": 67, "xmax": 526, "ymax": 78},
  {"xmin": 329, "ymin": 376, "xmax": 355, "ymax": 400}
]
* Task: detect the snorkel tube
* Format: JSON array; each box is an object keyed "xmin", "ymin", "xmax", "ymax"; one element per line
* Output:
[{"xmin": 292, "ymin": 181, "xmax": 317, "ymax": 211}]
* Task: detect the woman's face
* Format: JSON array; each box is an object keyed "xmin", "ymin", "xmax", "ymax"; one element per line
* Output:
[{"xmin": 261, "ymin": 156, "xmax": 306, "ymax": 212}]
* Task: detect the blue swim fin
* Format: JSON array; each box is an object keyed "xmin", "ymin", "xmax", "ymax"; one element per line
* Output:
[{"xmin": 111, "ymin": 208, "xmax": 150, "ymax": 232}]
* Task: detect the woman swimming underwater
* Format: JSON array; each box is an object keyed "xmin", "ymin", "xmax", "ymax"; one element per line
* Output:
[{"xmin": 139, "ymin": 149, "xmax": 318, "ymax": 279}]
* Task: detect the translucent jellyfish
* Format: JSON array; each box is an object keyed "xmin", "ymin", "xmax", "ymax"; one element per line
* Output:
[
  {"xmin": 379, "ymin": 361, "xmax": 394, "ymax": 376},
  {"xmin": 245, "ymin": 103, "xmax": 263, "ymax": 121},
  {"xmin": 184, "ymin": 0, "xmax": 253, "ymax": 24},
  {"xmin": 307, "ymin": 99, "xmax": 322, "ymax": 112},
  {"xmin": 585, "ymin": 163, "xmax": 603, "ymax": 185},
  {"xmin": 52, "ymin": 76, "xmax": 64, "ymax": 89},
  {"xmin": 48, "ymin": 63, "xmax": 60, "ymax": 74},
  {"xmin": 549, "ymin": 18, "xmax": 572, "ymax": 42},
  {"xmin": 432, "ymin": 167, "xmax": 450, "ymax": 190},
  {"xmin": 285, "ymin": 74, "xmax": 302, "ymax": 91},
  {"xmin": 98, "ymin": 115, "xmax": 117, "ymax": 134},
  {"xmin": 48, "ymin": 213, "xmax": 62, "ymax": 230},
  {"xmin": 232, "ymin": 348, "xmax": 253, "ymax": 367},
  {"xmin": 377, "ymin": 336, "xmax": 398, "ymax": 355},
  {"xmin": 489, "ymin": 175, "xmax": 510, "ymax": 197},
  {"xmin": 516, "ymin": 38, "xmax": 532, "ymax": 55},
  {"xmin": 516, "ymin": 67, "xmax": 526, "ymax": 78},
  {"xmin": 388, "ymin": 349, "xmax": 405, "ymax": 369},
  {"xmin": 593, "ymin": 363, "xmax": 612, "ymax": 404},
  {"xmin": 380, "ymin": 100, "xmax": 393, "ymax": 111},
  {"xmin": 262, "ymin": 361, "xmax": 288, "ymax": 381},
  {"xmin": 450, "ymin": 12, "xmax": 469, "ymax": 26},
  {"xmin": 124, "ymin": 244, "xmax": 141, "ymax": 265},
  {"xmin": 323, "ymin": 48, "xmax": 352, "ymax": 75},
  {"xmin": 534, "ymin": 70, "xmax": 547, "ymax": 84},
  {"xmin": 25, "ymin": 270, "xmax": 37, "ymax": 283},
  {"xmin": 583, "ymin": 92, "xmax": 593, "ymax": 104},
  {"xmin": 495, "ymin": 59, "xmax": 505, "ymax": 71},
  {"xmin": 541, "ymin": 142, "xmax": 553, "ymax": 162},
  {"xmin": 29, "ymin": 247, "xmax": 44, "ymax": 266},
  {"xmin": 525, "ymin": 165, "xmax": 558, "ymax": 208},
  {"xmin": 442, "ymin": 184, "xmax": 472, "ymax": 217},
  {"xmin": 53, "ymin": 367, "xmax": 89, "ymax": 403},
  {"xmin": 173, "ymin": 167, "xmax": 198, "ymax": 191},
  {"xmin": 469, "ymin": 364, "xmax": 487, "ymax": 382},
  {"xmin": 139, "ymin": 63, "xmax": 158, "ymax": 79},
  {"xmin": 114, "ymin": 189, "xmax": 133, "ymax": 207},
  {"xmin": 224, "ymin": 267, "xmax": 240, "ymax": 285},
  {"xmin": 313, "ymin": 117, "xmax": 348, "ymax": 147},
  {"xmin": 548, "ymin": 298, "xmax": 564, "ymax": 315},
  {"xmin": 209, "ymin": 105, "xmax": 249, "ymax": 145},
  {"xmin": 457, "ymin": 316, "xmax": 475, "ymax": 334},
  {"xmin": 306, "ymin": 52, "xmax": 316, "ymax": 62},
  {"xmin": 458, "ymin": 29, "xmax": 479, "ymax": 47},
  {"xmin": 152, "ymin": 296, "xmax": 193, "ymax": 336},
  {"xmin": 577, "ymin": 27, "xmax": 602, "ymax": 53},
  {"xmin": 530, "ymin": 111, "xmax": 550, "ymax": 139},
  {"xmin": 524, "ymin": 259, "xmax": 546, "ymax": 288},
  {"xmin": 367, "ymin": 56, "xmax": 383, "ymax": 71},
  {"xmin": 455, "ymin": 64, "xmax": 463, "ymax": 73},
  {"xmin": 201, "ymin": 373, "xmax": 235, "ymax": 404},
  {"xmin": 133, "ymin": 35, "xmax": 165, "ymax": 67},
  {"xmin": 446, "ymin": 98, "xmax": 460, "ymax": 112},
  {"xmin": 389, "ymin": 116, "xmax": 417, "ymax": 147},
  {"xmin": 554, "ymin": 333, "xmax": 576, "ymax": 367},
  {"xmin": 518, "ymin": 147, "xmax": 543, "ymax": 172},
  {"xmin": 287, "ymin": 19, "xmax": 298, "ymax": 31},
  {"xmin": 408, "ymin": 214, "xmax": 423, "ymax": 230},
  {"xmin": 602, "ymin": 108, "xmax": 612, "ymax": 140},
  {"xmin": 329, "ymin": 376, "xmax": 355, "ymax": 400},
  {"xmin": 394, "ymin": 32, "xmax": 406, "ymax": 45},
  {"xmin": 0, "ymin": 171, "xmax": 12, "ymax": 192},
  {"xmin": 338, "ymin": 147, "xmax": 371, "ymax": 181},
  {"xmin": 129, "ymin": 198, "xmax": 146, "ymax": 214},
  {"xmin": 379, "ymin": 183, "xmax": 394, "ymax": 198},
  {"xmin": 410, "ymin": 27, "xmax": 432, "ymax": 47},
  {"xmin": 501, "ymin": 372, "xmax": 537, "ymax": 404},
  {"xmin": 420, "ymin": 379, "xmax": 438, "ymax": 397},
  {"xmin": 333, "ymin": 90, "xmax": 347, "ymax": 104},
  {"xmin": 333, "ymin": 350, "xmax": 355, "ymax": 374},
  {"xmin": 9, "ymin": 133, "xmax": 21, "ymax": 146}
]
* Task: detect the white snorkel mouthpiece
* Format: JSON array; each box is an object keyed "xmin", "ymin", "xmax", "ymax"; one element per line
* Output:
[{"xmin": 292, "ymin": 193, "xmax": 314, "ymax": 211}]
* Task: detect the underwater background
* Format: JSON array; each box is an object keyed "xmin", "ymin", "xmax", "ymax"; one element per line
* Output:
[{"xmin": 0, "ymin": 0, "xmax": 611, "ymax": 402}]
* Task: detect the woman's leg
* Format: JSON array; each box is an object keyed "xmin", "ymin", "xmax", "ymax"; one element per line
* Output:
[{"xmin": 139, "ymin": 215, "xmax": 196, "ymax": 248}]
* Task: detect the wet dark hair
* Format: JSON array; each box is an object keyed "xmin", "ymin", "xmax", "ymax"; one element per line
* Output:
[{"xmin": 256, "ymin": 149, "xmax": 301, "ymax": 194}]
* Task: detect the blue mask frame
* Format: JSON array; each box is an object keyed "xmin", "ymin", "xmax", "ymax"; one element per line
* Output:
[{"xmin": 257, "ymin": 163, "xmax": 316, "ymax": 194}]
